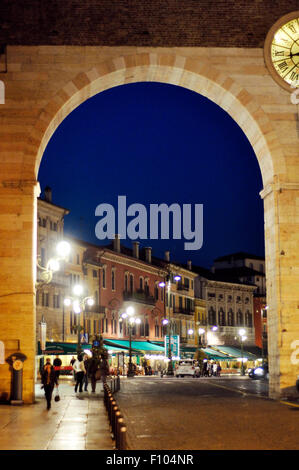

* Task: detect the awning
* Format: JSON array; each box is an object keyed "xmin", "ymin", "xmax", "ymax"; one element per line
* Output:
[
  {"xmin": 37, "ymin": 341, "xmax": 135, "ymax": 355},
  {"xmin": 37, "ymin": 341, "xmax": 80, "ymax": 355},
  {"xmin": 104, "ymin": 339, "xmax": 165, "ymax": 353},
  {"xmin": 210, "ymin": 345, "xmax": 258, "ymax": 360},
  {"xmin": 201, "ymin": 347, "xmax": 233, "ymax": 360}
]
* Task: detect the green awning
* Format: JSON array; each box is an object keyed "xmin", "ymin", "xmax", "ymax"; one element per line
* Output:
[
  {"xmin": 104, "ymin": 339, "xmax": 165, "ymax": 353},
  {"xmin": 201, "ymin": 347, "xmax": 232, "ymax": 360},
  {"xmin": 210, "ymin": 345, "xmax": 258, "ymax": 360},
  {"xmin": 37, "ymin": 341, "xmax": 134, "ymax": 355}
]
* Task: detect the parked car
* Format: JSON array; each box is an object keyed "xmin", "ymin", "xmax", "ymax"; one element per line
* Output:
[
  {"xmin": 174, "ymin": 359, "xmax": 200, "ymax": 378},
  {"xmin": 248, "ymin": 364, "xmax": 269, "ymax": 380}
]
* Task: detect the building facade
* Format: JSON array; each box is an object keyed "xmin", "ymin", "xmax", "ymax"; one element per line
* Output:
[{"xmin": 194, "ymin": 266, "xmax": 256, "ymax": 348}]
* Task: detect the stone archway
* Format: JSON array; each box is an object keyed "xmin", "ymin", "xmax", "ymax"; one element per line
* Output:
[{"xmin": 0, "ymin": 50, "xmax": 298, "ymax": 402}]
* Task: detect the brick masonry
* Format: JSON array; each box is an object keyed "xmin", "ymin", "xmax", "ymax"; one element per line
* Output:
[{"xmin": 0, "ymin": 1, "xmax": 298, "ymax": 47}]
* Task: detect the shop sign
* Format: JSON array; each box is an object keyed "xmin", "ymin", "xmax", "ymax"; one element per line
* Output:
[{"xmin": 165, "ymin": 335, "xmax": 180, "ymax": 358}]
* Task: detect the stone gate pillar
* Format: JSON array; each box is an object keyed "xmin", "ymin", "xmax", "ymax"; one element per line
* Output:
[
  {"xmin": 262, "ymin": 181, "xmax": 299, "ymax": 399},
  {"xmin": 0, "ymin": 180, "xmax": 39, "ymax": 404}
]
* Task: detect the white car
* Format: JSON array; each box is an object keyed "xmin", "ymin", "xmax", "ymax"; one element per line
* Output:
[{"xmin": 174, "ymin": 359, "xmax": 199, "ymax": 377}]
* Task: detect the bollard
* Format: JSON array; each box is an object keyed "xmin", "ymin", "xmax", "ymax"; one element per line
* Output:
[
  {"xmin": 108, "ymin": 396, "xmax": 114, "ymax": 424},
  {"xmin": 115, "ymin": 410, "xmax": 122, "ymax": 448},
  {"xmin": 111, "ymin": 404, "xmax": 118, "ymax": 439},
  {"xmin": 119, "ymin": 426, "xmax": 127, "ymax": 450},
  {"xmin": 109, "ymin": 399, "xmax": 116, "ymax": 429}
]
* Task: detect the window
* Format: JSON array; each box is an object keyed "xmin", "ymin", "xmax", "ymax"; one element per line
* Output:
[
  {"xmin": 154, "ymin": 283, "xmax": 159, "ymax": 300},
  {"xmin": 102, "ymin": 267, "xmax": 106, "ymax": 288},
  {"xmin": 145, "ymin": 318, "xmax": 149, "ymax": 337},
  {"xmin": 155, "ymin": 320, "xmax": 159, "ymax": 337},
  {"xmin": 219, "ymin": 309, "xmax": 226, "ymax": 326},
  {"xmin": 140, "ymin": 320, "xmax": 145, "ymax": 337},
  {"xmin": 145, "ymin": 279, "xmax": 149, "ymax": 296},
  {"xmin": 77, "ymin": 254, "xmax": 80, "ymax": 265},
  {"xmin": 130, "ymin": 274, "xmax": 134, "ymax": 293},
  {"xmin": 42, "ymin": 292, "xmax": 49, "ymax": 307},
  {"xmin": 245, "ymin": 311, "xmax": 253, "ymax": 327},
  {"xmin": 139, "ymin": 277, "xmax": 144, "ymax": 291},
  {"xmin": 93, "ymin": 269, "xmax": 97, "ymax": 278},
  {"xmin": 124, "ymin": 273, "xmax": 128, "ymax": 292},
  {"xmin": 228, "ymin": 309, "xmax": 234, "ymax": 326},
  {"xmin": 53, "ymin": 294, "xmax": 60, "ymax": 309},
  {"xmin": 237, "ymin": 310, "xmax": 244, "ymax": 326},
  {"xmin": 208, "ymin": 308, "xmax": 216, "ymax": 325},
  {"xmin": 112, "ymin": 269, "xmax": 116, "ymax": 291}
]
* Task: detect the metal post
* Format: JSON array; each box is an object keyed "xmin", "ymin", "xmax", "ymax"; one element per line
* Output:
[
  {"xmin": 167, "ymin": 278, "xmax": 174, "ymax": 376},
  {"xmin": 241, "ymin": 340, "xmax": 245, "ymax": 376},
  {"xmin": 127, "ymin": 324, "xmax": 134, "ymax": 377}
]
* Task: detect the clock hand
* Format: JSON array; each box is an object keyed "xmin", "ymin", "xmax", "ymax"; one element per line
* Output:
[{"xmin": 290, "ymin": 52, "xmax": 299, "ymax": 58}]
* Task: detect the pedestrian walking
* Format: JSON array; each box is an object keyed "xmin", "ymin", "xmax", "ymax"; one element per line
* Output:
[
  {"xmin": 53, "ymin": 355, "xmax": 62, "ymax": 383},
  {"xmin": 83, "ymin": 354, "xmax": 90, "ymax": 391},
  {"xmin": 41, "ymin": 357, "xmax": 58, "ymax": 410},
  {"xmin": 70, "ymin": 356, "xmax": 76, "ymax": 382},
  {"xmin": 213, "ymin": 362, "xmax": 217, "ymax": 377},
  {"xmin": 217, "ymin": 363, "xmax": 222, "ymax": 377},
  {"xmin": 73, "ymin": 354, "xmax": 86, "ymax": 393}
]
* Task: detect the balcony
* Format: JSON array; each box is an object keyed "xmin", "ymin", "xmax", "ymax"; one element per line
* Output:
[
  {"xmin": 84, "ymin": 304, "xmax": 106, "ymax": 314},
  {"xmin": 177, "ymin": 284, "xmax": 190, "ymax": 293},
  {"xmin": 173, "ymin": 307, "xmax": 194, "ymax": 316},
  {"xmin": 123, "ymin": 290, "xmax": 156, "ymax": 306}
]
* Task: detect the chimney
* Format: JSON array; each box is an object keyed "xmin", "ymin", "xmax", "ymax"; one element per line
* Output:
[
  {"xmin": 44, "ymin": 186, "xmax": 52, "ymax": 203},
  {"xmin": 187, "ymin": 260, "xmax": 192, "ymax": 270},
  {"xmin": 133, "ymin": 241, "xmax": 139, "ymax": 259},
  {"xmin": 113, "ymin": 234, "xmax": 121, "ymax": 253},
  {"xmin": 145, "ymin": 247, "xmax": 152, "ymax": 264},
  {"xmin": 165, "ymin": 250, "xmax": 170, "ymax": 262}
]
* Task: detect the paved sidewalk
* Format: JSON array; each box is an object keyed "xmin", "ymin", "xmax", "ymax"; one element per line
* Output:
[{"xmin": 0, "ymin": 380, "xmax": 114, "ymax": 450}]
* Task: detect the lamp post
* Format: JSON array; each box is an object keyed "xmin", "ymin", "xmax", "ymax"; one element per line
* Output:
[
  {"xmin": 64, "ymin": 284, "xmax": 94, "ymax": 355},
  {"xmin": 121, "ymin": 306, "xmax": 141, "ymax": 378},
  {"xmin": 36, "ymin": 240, "xmax": 71, "ymax": 287},
  {"xmin": 238, "ymin": 328, "xmax": 247, "ymax": 376},
  {"xmin": 198, "ymin": 328, "xmax": 206, "ymax": 348},
  {"xmin": 159, "ymin": 273, "xmax": 181, "ymax": 376}
]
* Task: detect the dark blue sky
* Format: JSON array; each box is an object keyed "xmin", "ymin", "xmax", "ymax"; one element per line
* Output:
[{"xmin": 38, "ymin": 82, "xmax": 264, "ymax": 268}]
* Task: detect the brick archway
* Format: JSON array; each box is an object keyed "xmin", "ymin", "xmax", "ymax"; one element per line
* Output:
[{"xmin": 0, "ymin": 50, "xmax": 298, "ymax": 402}]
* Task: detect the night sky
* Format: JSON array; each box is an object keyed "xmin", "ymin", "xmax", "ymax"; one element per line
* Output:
[{"xmin": 38, "ymin": 82, "xmax": 264, "ymax": 268}]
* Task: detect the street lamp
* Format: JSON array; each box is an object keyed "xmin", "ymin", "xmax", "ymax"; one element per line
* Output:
[
  {"xmin": 36, "ymin": 240, "xmax": 71, "ymax": 287},
  {"xmin": 198, "ymin": 328, "xmax": 206, "ymax": 347},
  {"xmin": 159, "ymin": 273, "xmax": 181, "ymax": 376},
  {"xmin": 64, "ymin": 284, "xmax": 94, "ymax": 355},
  {"xmin": 121, "ymin": 306, "xmax": 140, "ymax": 378},
  {"xmin": 238, "ymin": 328, "xmax": 247, "ymax": 376}
]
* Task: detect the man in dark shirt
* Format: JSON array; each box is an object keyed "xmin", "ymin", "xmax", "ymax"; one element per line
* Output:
[{"xmin": 41, "ymin": 358, "xmax": 58, "ymax": 410}]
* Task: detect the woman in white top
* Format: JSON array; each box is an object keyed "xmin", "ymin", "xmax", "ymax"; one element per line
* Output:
[{"xmin": 73, "ymin": 354, "xmax": 86, "ymax": 393}]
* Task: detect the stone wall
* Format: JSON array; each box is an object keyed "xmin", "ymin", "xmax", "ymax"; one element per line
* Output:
[{"xmin": 0, "ymin": 45, "xmax": 298, "ymax": 401}]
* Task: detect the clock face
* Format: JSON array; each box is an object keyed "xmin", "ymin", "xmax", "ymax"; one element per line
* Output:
[
  {"xmin": 271, "ymin": 17, "xmax": 299, "ymax": 87},
  {"xmin": 265, "ymin": 12, "xmax": 299, "ymax": 90}
]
